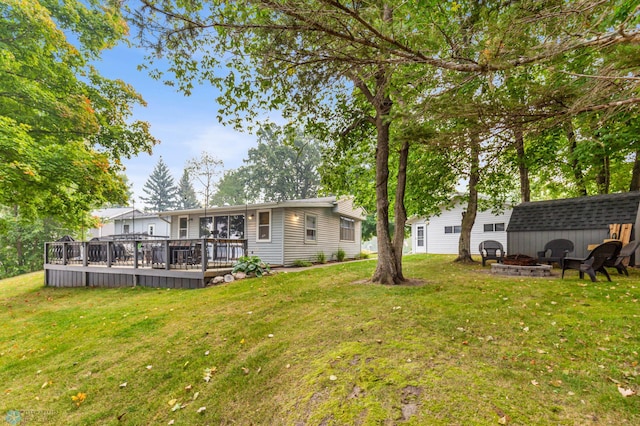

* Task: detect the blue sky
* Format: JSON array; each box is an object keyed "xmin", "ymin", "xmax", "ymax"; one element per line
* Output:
[{"xmin": 94, "ymin": 43, "xmax": 261, "ymax": 206}]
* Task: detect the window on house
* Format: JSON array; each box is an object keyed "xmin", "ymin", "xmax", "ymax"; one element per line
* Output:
[
  {"xmin": 484, "ymin": 223, "xmax": 505, "ymax": 232},
  {"xmin": 148, "ymin": 224, "xmax": 155, "ymax": 236},
  {"xmin": 445, "ymin": 226, "xmax": 461, "ymax": 234},
  {"xmin": 305, "ymin": 214, "xmax": 317, "ymax": 243},
  {"xmin": 179, "ymin": 217, "xmax": 188, "ymax": 238},
  {"xmin": 340, "ymin": 217, "xmax": 355, "ymax": 241},
  {"xmin": 123, "ymin": 224, "xmax": 130, "ymax": 234},
  {"xmin": 257, "ymin": 210, "xmax": 271, "ymax": 241},
  {"xmin": 199, "ymin": 217, "xmax": 213, "ymax": 238}
]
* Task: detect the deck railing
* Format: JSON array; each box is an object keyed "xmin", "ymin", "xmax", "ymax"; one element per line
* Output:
[{"xmin": 45, "ymin": 238, "xmax": 248, "ymax": 272}]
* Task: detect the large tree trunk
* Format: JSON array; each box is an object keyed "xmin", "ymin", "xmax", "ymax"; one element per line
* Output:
[
  {"xmin": 514, "ymin": 123, "xmax": 530, "ymax": 202},
  {"xmin": 565, "ymin": 121, "xmax": 588, "ymax": 196},
  {"xmin": 371, "ymin": 89, "xmax": 402, "ymax": 284},
  {"xmin": 455, "ymin": 135, "xmax": 480, "ymax": 263},
  {"xmin": 630, "ymin": 151, "xmax": 640, "ymax": 191},
  {"xmin": 391, "ymin": 139, "xmax": 409, "ymax": 282}
]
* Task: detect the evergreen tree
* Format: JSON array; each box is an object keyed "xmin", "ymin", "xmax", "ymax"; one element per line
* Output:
[
  {"xmin": 176, "ymin": 169, "xmax": 200, "ymax": 209},
  {"xmin": 140, "ymin": 157, "xmax": 177, "ymax": 212}
]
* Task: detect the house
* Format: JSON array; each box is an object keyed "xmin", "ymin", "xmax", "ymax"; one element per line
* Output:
[
  {"xmin": 507, "ymin": 192, "xmax": 640, "ymax": 263},
  {"xmin": 44, "ymin": 196, "xmax": 365, "ymax": 289},
  {"xmin": 159, "ymin": 196, "xmax": 366, "ymax": 266},
  {"xmin": 90, "ymin": 207, "xmax": 170, "ymax": 239},
  {"xmin": 408, "ymin": 198, "xmax": 513, "ymax": 255}
]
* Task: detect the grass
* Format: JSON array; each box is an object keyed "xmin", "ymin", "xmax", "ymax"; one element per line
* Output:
[{"xmin": 1, "ymin": 255, "xmax": 639, "ymax": 425}]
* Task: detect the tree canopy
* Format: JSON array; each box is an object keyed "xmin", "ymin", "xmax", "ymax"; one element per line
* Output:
[
  {"xmin": 130, "ymin": 0, "xmax": 640, "ymax": 283},
  {"xmin": 213, "ymin": 125, "xmax": 322, "ymax": 204},
  {"xmin": 141, "ymin": 157, "xmax": 178, "ymax": 212},
  {"xmin": 1, "ymin": 0, "xmax": 158, "ymax": 225}
]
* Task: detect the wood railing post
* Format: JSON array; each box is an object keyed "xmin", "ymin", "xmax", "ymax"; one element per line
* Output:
[
  {"xmin": 134, "ymin": 239, "xmax": 139, "ymax": 269},
  {"xmin": 201, "ymin": 238, "xmax": 207, "ymax": 272},
  {"xmin": 107, "ymin": 241, "xmax": 113, "ymax": 267},
  {"xmin": 83, "ymin": 242, "xmax": 88, "ymax": 267},
  {"xmin": 164, "ymin": 240, "xmax": 170, "ymax": 270},
  {"xmin": 63, "ymin": 242, "xmax": 68, "ymax": 265}
]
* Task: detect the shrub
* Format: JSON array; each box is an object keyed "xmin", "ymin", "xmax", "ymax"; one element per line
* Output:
[
  {"xmin": 232, "ymin": 256, "xmax": 270, "ymax": 277},
  {"xmin": 357, "ymin": 251, "xmax": 370, "ymax": 259},
  {"xmin": 316, "ymin": 252, "xmax": 327, "ymax": 264},
  {"xmin": 292, "ymin": 259, "xmax": 312, "ymax": 267},
  {"xmin": 335, "ymin": 248, "xmax": 346, "ymax": 262}
]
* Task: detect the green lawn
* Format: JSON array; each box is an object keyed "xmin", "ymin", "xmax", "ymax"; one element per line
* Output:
[{"xmin": 1, "ymin": 255, "xmax": 638, "ymax": 425}]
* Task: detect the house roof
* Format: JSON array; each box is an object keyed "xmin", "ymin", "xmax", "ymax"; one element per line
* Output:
[
  {"xmin": 92, "ymin": 207, "xmax": 144, "ymax": 221},
  {"xmin": 160, "ymin": 196, "xmax": 365, "ymax": 219},
  {"xmin": 507, "ymin": 192, "xmax": 640, "ymax": 232}
]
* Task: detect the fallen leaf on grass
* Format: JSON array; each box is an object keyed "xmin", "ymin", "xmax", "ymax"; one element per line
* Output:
[
  {"xmin": 193, "ymin": 392, "xmax": 199, "ymax": 401},
  {"xmin": 618, "ymin": 386, "xmax": 637, "ymax": 397},
  {"xmin": 168, "ymin": 399, "xmax": 177, "ymax": 406},
  {"xmin": 531, "ymin": 380, "xmax": 539, "ymax": 386},
  {"xmin": 242, "ymin": 367, "xmax": 250, "ymax": 375},
  {"xmin": 203, "ymin": 367, "xmax": 217, "ymax": 382},
  {"xmin": 119, "ymin": 382, "xmax": 127, "ymax": 388},
  {"xmin": 185, "ymin": 384, "xmax": 192, "ymax": 391},
  {"xmin": 197, "ymin": 406, "xmax": 206, "ymax": 414},
  {"xmin": 171, "ymin": 403, "xmax": 182, "ymax": 412},
  {"xmin": 71, "ymin": 392, "xmax": 87, "ymax": 407}
]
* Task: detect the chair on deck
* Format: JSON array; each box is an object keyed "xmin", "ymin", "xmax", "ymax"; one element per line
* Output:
[
  {"xmin": 562, "ymin": 241, "xmax": 622, "ymax": 282},
  {"xmin": 604, "ymin": 240, "xmax": 640, "ymax": 276},
  {"xmin": 479, "ymin": 240, "xmax": 504, "ymax": 266},
  {"xmin": 537, "ymin": 239, "xmax": 574, "ymax": 267}
]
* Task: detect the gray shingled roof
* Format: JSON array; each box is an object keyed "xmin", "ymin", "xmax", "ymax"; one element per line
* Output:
[{"xmin": 507, "ymin": 192, "xmax": 640, "ymax": 232}]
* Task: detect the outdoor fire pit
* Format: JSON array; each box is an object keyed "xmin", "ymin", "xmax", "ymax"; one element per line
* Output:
[
  {"xmin": 502, "ymin": 254, "xmax": 538, "ymax": 266},
  {"xmin": 491, "ymin": 255, "xmax": 552, "ymax": 277}
]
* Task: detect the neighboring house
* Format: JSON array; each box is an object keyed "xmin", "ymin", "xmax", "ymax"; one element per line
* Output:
[
  {"xmin": 159, "ymin": 196, "xmax": 366, "ymax": 266},
  {"xmin": 507, "ymin": 192, "xmax": 640, "ymax": 262},
  {"xmin": 90, "ymin": 208, "xmax": 170, "ymax": 239},
  {"xmin": 407, "ymin": 198, "xmax": 513, "ymax": 255}
]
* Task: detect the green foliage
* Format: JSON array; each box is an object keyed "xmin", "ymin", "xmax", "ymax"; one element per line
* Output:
[
  {"xmin": 176, "ymin": 169, "xmax": 200, "ymax": 210},
  {"xmin": 0, "ymin": 212, "xmax": 75, "ymax": 279},
  {"xmin": 334, "ymin": 248, "xmax": 346, "ymax": 262},
  {"xmin": 315, "ymin": 252, "xmax": 326, "ymax": 264},
  {"xmin": 213, "ymin": 124, "xmax": 322, "ymax": 204},
  {"xmin": 232, "ymin": 255, "xmax": 270, "ymax": 277},
  {"xmin": 357, "ymin": 251, "xmax": 371, "ymax": 260},
  {"xmin": 210, "ymin": 170, "xmax": 250, "ymax": 206},
  {"xmin": 140, "ymin": 157, "xmax": 177, "ymax": 212},
  {"xmin": 0, "ymin": 0, "xmax": 157, "ymax": 224},
  {"xmin": 293, "ymin": 259, "xmax": 312, "ymax": 267}
]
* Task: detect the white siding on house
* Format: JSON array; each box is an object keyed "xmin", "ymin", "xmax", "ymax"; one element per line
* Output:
[
  {"xmin": 282, "ymin": 207, "xmax": 361, "ymax": 265},
  {"xmin": 412, "ymin": 204, "xmax": 512, "ymax": 255}
]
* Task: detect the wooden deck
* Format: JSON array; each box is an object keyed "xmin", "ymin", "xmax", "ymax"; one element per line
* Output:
[{"xmin": 44, "ymin": 238, "xmax": 245, "ymax": 289}]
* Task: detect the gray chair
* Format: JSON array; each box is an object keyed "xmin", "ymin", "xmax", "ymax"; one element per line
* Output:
[
  {"xmin": 604, "ymin": 240, "xmax": 639, "ymax": 276},
  {"xmin": 479, "ymin": 240, "xmax": 504, "ymax": 266},
  {"xmin": 562, "ymin": 241, "xmax": 622, "ymax": 282},
  {"xmin": 537, "ymin": 239, "xmax": 574, "ymax": 267}
]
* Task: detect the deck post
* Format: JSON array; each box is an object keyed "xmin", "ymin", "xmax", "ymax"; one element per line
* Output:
[
  {"xmin": 83, "ymin": 242, "xmax": 88, "ymax": 267},
  {"xmin": 44, "ymin": 242, "xmax": 49, "ymax": 266},
  {"xmin": 107, "ymin": 241, "xmax": 113, "ymax": 268},
  {"xmin": 134, "ymin": 239, "xmax": 139, "ymax": 269},
  {"xmin": 201, "ymin": 238, "xmax": 207, "ymax": 272},
  {"xmin": 164, "ymin": 240, "xmax": 170, "ymax": 270}
]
